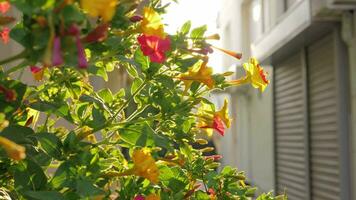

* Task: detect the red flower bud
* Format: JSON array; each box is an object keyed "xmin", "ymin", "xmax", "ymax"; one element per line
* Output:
[
  {"xmin": 83, "ymin": 23, "xmax": 109, "ymax": 43},
  {"xmin": 130, "ymin": 15, "xmax": 143, "ymax": 22},
  {"xmin": 0, "ymin": 27, "xmax": 10, "ymax": 44},
  {"xmin": 0, "ymin": 1, "xmax": 10, "ymax": 15}
]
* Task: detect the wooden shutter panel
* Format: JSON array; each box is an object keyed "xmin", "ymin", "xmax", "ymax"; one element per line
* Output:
[
  {"xmin": 274, "ymin": 52, "xmax": 309, "ymax": 200},
  {"xmin": 308, "ymin": 34, "xmax": 341, "ymax": 200}
]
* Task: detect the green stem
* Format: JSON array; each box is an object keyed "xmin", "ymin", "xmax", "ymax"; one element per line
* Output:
[
  {"xmin": 91, "ymin": 80, "xmax": 149, "ymax": 133},
  {"xmin": 125, "ymin": 105, "xmax": 148, "ymax": 121},
  {"xmin": 201, "ymin": 174, "xmax": 209, "ymax": 193},
  {"xmin": 110, "ymin": 80, "xmax": 148, "ymax": 122}
]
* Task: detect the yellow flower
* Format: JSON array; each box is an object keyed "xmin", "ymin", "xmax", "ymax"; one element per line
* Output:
[
  {"xmin": 132, "ymin": 148, "xmax": 159, "ymax": 184},
  {"xmin": 215, "ymin": 99, "xmax": 231, "ymax": 128},
  {"xmin": 229, "ymin": 58, "xmax": 269, "ymax": 92},
  {"xmin": 0, "ymin": 136, "xmax": 26, "ymax": 161},
  {"xmin": 80, "ymin": 0, "xmax": 118, "ymax": 22},
  {"xmin": 141, "ymin": 7, "xmax": 165, "ymax": 38},
  {"xmin": 196, "ymin": 99, "xmax": 232, "ymax": 136},
  {"xmin": 178, "ymin": 60, "xmax": 214, "ymax": 92},
  {"xmin": 146, "ymin": 193, "xmax": 160, "ymax": 200}
]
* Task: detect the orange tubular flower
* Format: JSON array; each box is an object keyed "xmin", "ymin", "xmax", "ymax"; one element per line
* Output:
[
  {"xmin": 197, "ymin": 99, "xmax": 231, "ymax": 136},
  {"xmin": 229, "ymin": 58, "xmax": 269, "ymax": 92},
  {"xmin": 30, "ymin": 66, "xmax": 44, "ymax": 81},
  {"xmin": 141, "ymin": 7, "xmax": 165, "ymax": 38},
  {"xmin": 0, "ymin": 136, "xmax": 26, "ymax": 161},
  {"xmin": 212, "ymin": 46, "xmax": 242, "ymax": 60},
  {"xmin": 146, "ymin": 194, "xmax": 160, "ymax": 200},
  {"xmin": 132, "ymin": 148, "xmax": 159, "ymax": 184},
  {"xmin": 0, "ymin": 1, "xmax": 10, "ymax": 15},
  {"xmin": 178, "ymin": 60, "xmax": 214, "ymax": 92},
  {"xmin": 80, "ymin": 0, "xmax": 118, "ymax": 22}
]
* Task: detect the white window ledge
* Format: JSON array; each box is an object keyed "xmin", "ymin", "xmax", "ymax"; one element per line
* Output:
[{"xmin": 251, "ymin": 0, "xmax": 311, "ymax": 61}]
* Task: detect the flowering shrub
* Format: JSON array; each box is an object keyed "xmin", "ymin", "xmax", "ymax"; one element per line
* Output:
[{"xmin": 0, "ymin": 0, "xmax": 286, "ymax": 199}]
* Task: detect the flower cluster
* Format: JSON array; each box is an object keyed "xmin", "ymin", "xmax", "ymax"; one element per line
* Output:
[
  {"xmin": 0, "ymin": 1, "xmax": 283, "ymax": 200},
  {"xmin": 137, "ymin": 8, "xmax": 171, "ymax": 63}
]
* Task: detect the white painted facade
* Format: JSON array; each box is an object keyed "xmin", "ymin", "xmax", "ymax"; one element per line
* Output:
[{"xmin": 216, "ymin": 0, "xmax": 356, "ymax": 198}]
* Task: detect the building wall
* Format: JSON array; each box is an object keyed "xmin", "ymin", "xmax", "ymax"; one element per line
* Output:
[
  {"xmin": 343, "ymin": 12, "xmax": 356, "ymax": 200},
  {"xmin": 219, "ymin": 0, "xmax": 356, "ymax": 196},
  {"xmin": 217, "ymin": 0, "xmax": 275, "ymax": 193}
]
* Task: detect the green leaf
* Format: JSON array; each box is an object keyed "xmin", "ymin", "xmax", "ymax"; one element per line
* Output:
[
  {"xmin": 98, "ymin": 88, "xmax": 114, "ymax": 102},
  {"xmin": 36, "ymin": 133, "xmax": 63, "ymax": 159},
  {"xmin": 124, "ymin": 62, "xmax": 139, "ymax": 78},
  {"xmin": 63, "ymin": 132, "xmax": 78, "ymax": 152},
  {"xmin": 24, "ymin": 191, "xmax": 64, "ymax": 200},
  {"xmin": 159, "ymin": 166, "xmax": 188, "ymax": 193},
  {"xmin": 134, "ymin": 49, "xmax": 150, "ymax": 71},
  {"xmin": 194, "ymin": 191, "xmax": 210, "ymax": 200},
  {"xmin": 0, "ymin": 125, "xmax": 35, "ymax": 144},
  {"xmin": 51, "ymin": 162, "xmax": 75, "ymax": 189},
  {"xmin": 79, "ymin": 94, "xmax": 111, "ymax": 115},
  {"xmin": 12, "ymin": 159, "xmax": 47, "ymax": 191},
  {"xmin": 180, "ymin": 21, "xmax": 192, "ymax": 35},
  {"xmin": 30, "ymin": 101, "xmax": 73, "ymax": 123},
  {"xmin": 88, "ymin": 64, "xmax": 108, "ymax": 81},
  {"xmin": 190, "ymin": 25, "xmax": 207, "ymax": 40},
  {"xmin": 119, "ymin": 123, "xmax": 156, "ymax": 147},
  {"xmin": 182, "ymin": 118, "xmax": 195, "ymax": 133},
  {"xmin": 131, "ymin": 78, "xmax": 144, "ymax": 95},
  {"xmin": 61, "ymin": 5, "xmax": 86, "ymax": 24},
  {"xmin": 76, "ymin": 179, "xmax": 104, "ymax": 197}
]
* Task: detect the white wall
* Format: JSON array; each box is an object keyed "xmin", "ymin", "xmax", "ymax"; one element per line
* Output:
[
  {"xmin": 216, "ymin": 0, "xmax": 275, "ymax": 193},
  {"xmin": 246, "ymin": 66, "xmax": 274, "ymax": 192}
]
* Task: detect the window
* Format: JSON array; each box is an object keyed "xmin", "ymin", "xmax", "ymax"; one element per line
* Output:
[{"xmin": 249, "ymin": 0, "xmax": 263, "ymax": 42}]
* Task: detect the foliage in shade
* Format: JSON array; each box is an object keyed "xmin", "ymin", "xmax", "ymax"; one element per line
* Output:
[{"xmin": 0, "ymin": 0, "xmax": 286, "ymax": 200}]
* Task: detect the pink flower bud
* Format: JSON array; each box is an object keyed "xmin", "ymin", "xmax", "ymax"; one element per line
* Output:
[
  {"xmin": 76, "ymin": 36, "xmax": 88, "ymax": 68},
  {"xmin": 52, "ymin": 37, "xmax": 63, "ymax": 66},
  {"xmin": 134, "ymin": 195, "xmax": 145, "ymax": 200}
]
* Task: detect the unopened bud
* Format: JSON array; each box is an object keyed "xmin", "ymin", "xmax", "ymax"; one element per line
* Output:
[
  {"xmin": 212, "ymin": 46, "xmax": 242, "ymax": 60},
  {"xmin": 151, "ymin": 147, "xmax": 162, "ymax": 152},
  {"xmin": 195, "ymin": 139, "xmax": 208, "ymax": 145},
  {"xmin": 235, "ymin": 174, "xmax": 246, "ymax": 180},
  {"xmin": 205, "ymin": 33, "xmax": 220, "ymax": 40},
  {"xmin": 206, "ymin": 162, "xmax": 220, "ymax": 169},
  {"xmin": 204, "ymin": 155, "xmax": 223, "ymax": 161},
  {"xmin": 200, "ymin": 147, "xmax": 215, "ymax": 153},
  {"xmin": 130, "ymin": 15, "xmax": 143, "ymax": 22}
]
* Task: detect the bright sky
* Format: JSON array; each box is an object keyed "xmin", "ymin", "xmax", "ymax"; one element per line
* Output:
[{"xmin": 161, "ymin": 0, "xmax": 223, "ymax": 72}]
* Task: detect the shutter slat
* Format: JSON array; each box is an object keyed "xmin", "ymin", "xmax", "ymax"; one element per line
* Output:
[
  {"xmin": 308, "ymin": 33, "xmax": 341, "ymax": 200},
  {"xmin": 275, "ymin": 52, "xmax": 308, "ymax": 200}
]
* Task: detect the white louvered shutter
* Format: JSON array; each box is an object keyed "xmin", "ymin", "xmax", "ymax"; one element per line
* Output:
[
  {"xmin": 308, "ymin": 34, "xmax": 341, "ymax": 200},
  {"xmin": 274, "ymin": 52, "xmax": 309, "ymax": 200}
]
